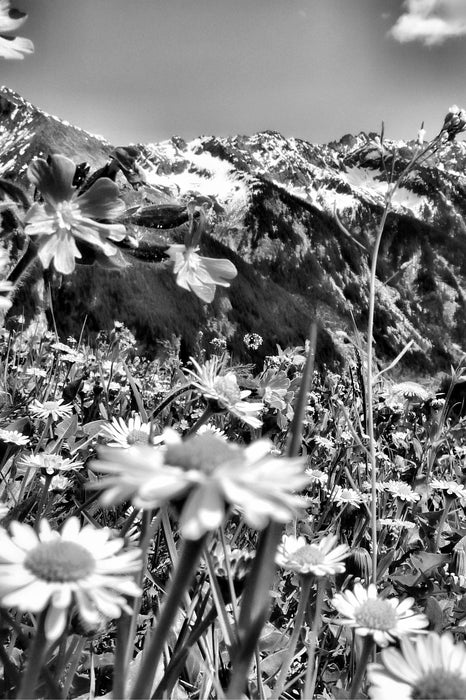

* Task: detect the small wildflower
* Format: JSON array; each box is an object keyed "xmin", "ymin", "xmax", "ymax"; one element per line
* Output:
[
  {"xmin": 332, "ymin": 582, "xmax": 428, "ymax": 647},
  {"xmin": 92, "ymin": 430, "xmax": 310, "ymax": 540},
  {"xmin": 0, "ymin": 0, "xmax": 33, "ymax": 59},
  {"xmin": 305, "ymin": 468, "xmax": 328, "ymax": 488},
  {"xmin": 25, "ymin": 154, "xmax": 126, "ymax": 275},
  {"xmin": 0, "ymin": 518, "xmax": 141, "ymax": 641},
  {"xmin": 385, "ymin": 480, "xmax": 420, "ymax": 503},
  {"xmin": 166, "ymin": 244, "xmax": 237, "ymax": 304},
  {"xmin": 102, "ymin": 414, "xmax": 156, "ymax": 448},
  {"xmin": 276, "ymin": 533, "xmax": 349, "ymax": 577},
  {"xmin": 378, "ymin": 518, "xmax": 416, "ymax": 530},
  {"xmin": 30, "ymin": 399, "xmax": 73, "ymax": 422},
  {"xmin": 331, "ymin": 485, "xmax": 363, "ymax": 508},
  {"xmin": 368, "ymin": 633, "xmax": 466, "ymax": 699},
  {"xmin": 430, "ymin": 478, "xmax": 466, "ymax": 500},
  {"xmin": 257, "ymin": 369, "xmax": 290, "ymax": 411},
  {"xmin": 18, "ymin": 453, "xmax": 83, "ymax": 475},
  {"xmin": 25, "ymin": 367, "xmax": 47, "ymax": 378},
  {"xmin": 0, "ymin": 428, "xmax": 29, "ymax": 445},
  {"xmin": 185, "ymin": 356, "xmax": 263, "ymax": 428},
  {"xmin": 243, "ymin": 333, "xmax": 263, "ymax": 350},
  {"xmin": 441, "ymin": 105, "xmax": 466, "ymax": 141}
]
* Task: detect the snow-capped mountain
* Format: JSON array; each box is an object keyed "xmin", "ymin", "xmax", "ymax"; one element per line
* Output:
[{"xmin": 1, "ymin": 85, "xmax": 466, "ymax": 374}]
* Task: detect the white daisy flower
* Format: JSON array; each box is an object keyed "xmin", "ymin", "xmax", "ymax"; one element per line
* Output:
[
  {"xmin": 430, "ymin": 478, "xmax": 466, "ymax": 500},
  {"xmin": 276, "ymin": 533, "xmax": 349, "ymax": 577},
  {"xmin": 102, "ymin": 414, "xmax": 155, "ymax": 448},
  {"xmin": 185, "ymin": 356, "xmax": 263, "ymax": 428},
  {"xmin": 18, "ymin": 453, "xmax": 83, "ymax": 475},
  {"xmin": 385, "ymin": 481, "xmax": 420, "ymax": 503},
  {"xmin": 368, "ymin": 632, "xmax": 466, "ymax": 700},
  {"xmin": 0, "ymin": 518, "xmax": 141, "ymax": 641},
  {"xmin": 0, "ymin": 428, "xmax": 29, "ymax": 445},
  {"xmin": 305, "ymin": 468, "xmax": 328, "ymax": 488},
  {"xmin": 91, "ymin": 430, "xmax": 310, "ymax": 540},
  {"xmin": 30, "ymin": 399, "xmax": 73, "ymax": 422},
  {"xmin": 331, "ymin": 582, "xmax": 428, "ymax": 647},
  {"xmin": 331, "ymin": 485, "xmax": 363, "ymax": 508}
]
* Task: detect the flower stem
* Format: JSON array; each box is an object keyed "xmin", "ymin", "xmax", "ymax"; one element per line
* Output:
[
  {"xmin": 273, "ymin": 575, "xmax": 312, "ymax": 699},
  {"xmin": 17, "ymin": 609, "xmax": 49, "ymax": 699},
  {"xmin": 304, "ymin": 575, "xmax": 326, "ymax": 700},
  {"xmin": 129, "ymin": 535, "xmax": 207, "ymax": 700},
  {"xmin": 34, "ymin": 473, "xmax": 53, "ymax": 529},
  {"xmin": 350, "ymin": 634, "xmax": 374, "ymax": 699}
]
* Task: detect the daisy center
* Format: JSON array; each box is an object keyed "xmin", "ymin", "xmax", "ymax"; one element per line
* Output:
[
  {"xmin": 25, "ymin": 540, "xmax": 96, "ymax": 582},
  {"xmin": 354, "ymin": 599, "xmax": 397, "ymax": 630},
  {"xmin": 165, "ymin": 435, "xmax": 237, "ymax": 474},
  {"xmin": 292, "ymin": 545, "xmax": 324, "ymax": 566},
  {"xmin": 126, "ymin": 429, "xmax": 150, "ymax": 446},
  {"xmin": 411, "ymin": 669, "xmax": 466, "ymax": 699}
]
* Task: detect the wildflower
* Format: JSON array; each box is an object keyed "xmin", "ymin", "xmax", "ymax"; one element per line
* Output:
[
  {"xmin": 305, "ymin": 468, "xmax": 328, "ymax": 488},
  {"xmin": 166, "ymin": 244, "xmax": 237, "ymax": 304},
  {"xmin": 368, "ymin": 633, "xmax": 466, "ymax": 700},
  {"xmin": 92, "ymin": 430, "xmax": 310, "ymax": 540},
  {"xmin": 0, "ymin": 428, "xmax": 29, "ymax": 445},
  {"xmin": 385, "ymin": 480, "xmax": 420, "ymax": 503},
  {"xmin": 185, "ymin": 356, "xmax": 263, "ymax": 428},
  {"xmin": 30, "ymin": 399, "xmax": 73, "ymax": 421},
  {"xmin": 331, "ymin": 582, "xmax": 428, "ymax": 647},
  {"xmin": 378, "ymin": 518, "xmax": 416, "ymax": 530},
  {"xmin": 243, "ymin": 333, "xmax": 263, "ymax": 350},
  {"xmin": 25, "ymin": 367, "xmax": 47, "ymax": 378},
  {"xmin": 24, "ymin": 154, "xmax": 126, "ymax": 275},
  {"xmin": 102, "ymin": 414, "xmax": 156, "ymax": 448},
  {"xmin": 441, "ymin": 105, "xmax": 466, "ymax": 141},
  {"xmin": 0, "ymin": 517, "xmax": 141, "ymax": 640},
  {"xmin": 18, "ymin": 453, "xmax": 83, "ymax": 475},
  {"xmin": 276, "ymin": 533, "xmax": 349, "ymax": 577},
  {"xmin": 0, "ymin": 0, "xmax": 33, "ymax": 59},
  {"xmin": 257, "ymin": 369, "xmax": 290, "ymax": 411},
  {"xmin": 386, "ymin": 381, "xmax": 430, "ymax": 408},
  {"xmin": 430, "ymin": 478, "xmax": 466, "ymax": 500},
  {"xmin": 331, "ymin": 485, "xmax": 363, "ymax": 508}
]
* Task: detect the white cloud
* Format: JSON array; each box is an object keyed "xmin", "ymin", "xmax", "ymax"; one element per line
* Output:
[{"xmin": 389, "ymin": 0, "xmax": 466, "ymax": 45}]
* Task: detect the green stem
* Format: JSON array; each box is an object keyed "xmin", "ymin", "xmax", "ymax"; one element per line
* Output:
[
  {"xmin": 304, "ymin": 576, "xmax": 326, "ymax": 700},
  {"xmin": 273, "ymin": 575, "xmax": 312, "ymax": 699},
  {"xmin": 185, "ymin": 405, "xmax": 214, "ymax": 436},
  {"xmin": 129, "ymin": 535, "xmax": 207, "ymax": 699},
  {"xmin": 34, "ymin": 473, "xmax": 53, "ymax": 529},
  {"xmin": 17, "ymin": 609, "xmax": 49, "ymax": 699},
  {"xmin": 435, "ymin": 495, "xmax": 453, "ymax": 552},
  {"xmin": 350, "ymin": 634, "xmax": 374, "ymax": 699}
]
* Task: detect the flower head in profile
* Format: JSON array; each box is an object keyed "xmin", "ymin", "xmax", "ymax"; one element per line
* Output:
[
  {"xmin": 186, "ymin": 356, "xmax": 263, "ymax": 428},
  {"xmin": 330, "ymin": 485, "xmax": 364, "ymax": 508},
  {"xmin": 0, "ymin": 428, "xmax": 29, "ymax": 445},
  {"xmin": 430, "ymin": 478, "xmax": 466, "ymax": 501},
  {"xmin": 385, "ymin": 480, "xmax": 420, "ymax": 503},
  {"xmin": 91, "ymin": 430, "xmax": 311, "ymax": 540},
  {"xmin": 441, "ymin": 105, "xmax": 466, "ymax": 142},
  {"xmin": 24, "ymin": 155, "xmax": 126, "ymax": 275},
  {"xmin": 368, "ymin": 632, "xmax": 466, "ymax": 700},
  {"xmin": 0, "ymin": 517, "xmax": 141, "ymax": 640},
  {"xmin": 331, "ymin": 582, "xmax": 428, "ymax": 647},
  {"xmin": 167, "ymin": 244, "xmax": 237, "ymax": 304},
  {"xmin": 30, "ymin": 398, "xmax": 73, "ymax": 422},
  {"xmin": 276, "ymin": 533, "xmax": 349, "ymax": 577},
  {"xmin": 0, "ymin": 0, "xmax": 33, "ymax": 59},
  {"xmin": 102, "ymin": 413, "xmax": 156, "ymax": 448},
  {"xmin": 18, "ymin": 453, "xmax": 83, "ymax": 475}
]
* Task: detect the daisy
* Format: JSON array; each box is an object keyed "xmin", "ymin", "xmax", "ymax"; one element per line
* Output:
[
  {"xmin": 368, "ymin": 633, "xmax": 466, "ymax": 700},
  {"xmin": 102, "ymin": 414, "xmax": 155, "ymax": 448},
  {"xmin": 185, "ymin": 356, "xmax": 263, "ymax": 428},
  {"xmin": 330, "ymin": 485, "xmax": 363, "ymax": 508},
  {"xmin": 276, "ymin": 533, "xmax": 349, "ymax": 577},
  {"xmin": 166, "ymin": 244, "xmax": 237, "ymax": 304},
  {"xmin": 385, "ymin": 481, "xmax": 420, "ymax": 503},
  {"xmin": 0, "ymin": 0, "xmax": 33, "ymax": 59},
  {"xmin": 0, "ymin": 428, "xmax": 29, "ymax": 445},
  {"xmin": 305, "ymin": 468, "xmax": 328, "ymax": 488},
  {"xmin": 331, "ymin": 582, "xmax": 428, "ymax": 647},
  {"xmin": 430, "ymin": 478, "xmax": 466, "ymax": 500},
  {"xmin": 24, "ymin": 154, "xmax": 126, "ymax": 275},
  {"xmin": 18, "ymin": 453, "xmax": 83, "ymax": 475},
  {"xmin": 0, "ymin": 518, "xmax": 141, "ymax": 641},
  {"xmin": 91, "ymin": 430, "xmax": 311, "ymax": 540},
  {"xmin": 30, "ymin": 399, "xmax": 73, "ymax": 422}
]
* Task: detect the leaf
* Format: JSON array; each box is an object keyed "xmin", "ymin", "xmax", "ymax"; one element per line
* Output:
[
  {"xmin": 82, "ymin": 420, "xmax": 108, "ymax": 437},
  {"xmin": 424, "ymin": 596, "xmax": 444, "ymax": 632},
  {"xmin": 410, "ymin": 551, "xmax": 449, "ymax": 578},
  {"xmin": 56, "ymin": 413, "xmax": 79, "ymax": 440}
]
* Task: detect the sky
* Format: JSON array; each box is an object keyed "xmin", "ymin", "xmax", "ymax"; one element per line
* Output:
[{"xmin": 2, "ymin": 0, "xmax": 466, "ymax": 146}]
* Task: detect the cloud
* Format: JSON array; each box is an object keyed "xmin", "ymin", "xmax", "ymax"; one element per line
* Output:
[{"xmin": 389, "ymin": 0, "xmax": 466, "ymax": 45}]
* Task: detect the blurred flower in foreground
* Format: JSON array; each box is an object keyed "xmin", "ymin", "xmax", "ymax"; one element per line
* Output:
[
  {"xmin": 186, "ymin": 356, "xmax": 263, "ymax": 428},
  {"xmin": 368, "ymin": 632, "xmax": 466, "ymax": 700},
  {"xmin": 0, "ymin": 0, "xmax": 33, "ymax": 59},
  {"xmin": 276, "ymin": 533, "xmax": 349, "ymax": 577},
  {"xmin": 332, "ymin": 582, "xmax": 428, "ymax": 647},
  {"xmin": 166, "ymin": 244, "xmax": 237, "ymax": 304},
  {"xmin": 0, "ymin": 517, "xmax": 141, "ymax": 640},
  {"xmin": 92, "ymin": 430, "xmax": 310, "ymax": 540},
  {"xmin": 24, "ymin": 155, "xmax": 126, "ymax": 274}
]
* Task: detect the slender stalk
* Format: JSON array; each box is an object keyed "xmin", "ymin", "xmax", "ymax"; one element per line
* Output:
[
  {"xmin": 34, "ymin": 472, "xmax": 52, "ymax": 529},
  {"xmin": 303, "ymin": 575, "xmax": 326, "ymax": 700},
  {"xmin": 129, "ymin": 535, "xmax": 207, "ymax": 699},
  {"xmin": 273, "ymin": 575, "xmax": 312, "ymax": 699},
  {"xmin": 17, "ymin": 610, "xmax": 49, "ymax": 699},
  {"xmin": 60, "ymin": 636, "xmax": 86, "ymax": 699},
  {"xmin": 350, "ymin": 635, "xmax": 374, "ymax": 699}
]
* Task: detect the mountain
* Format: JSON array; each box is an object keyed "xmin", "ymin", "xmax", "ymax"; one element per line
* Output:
[{"xmin": 1, "ymin": 85, "xmax": 466, "ymax": 375}]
